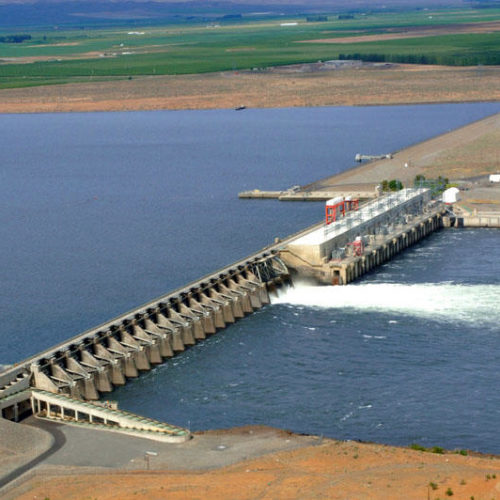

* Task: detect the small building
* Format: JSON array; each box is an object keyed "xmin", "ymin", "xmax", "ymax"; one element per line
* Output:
[{"xmin": 442, "ymin": 187, "xmax": 460, "ymax": 204}]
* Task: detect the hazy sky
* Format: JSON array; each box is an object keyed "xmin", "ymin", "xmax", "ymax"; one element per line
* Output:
[{"xmin": 0, "ymin": 0, "xmax": 467, "ymax": 6}]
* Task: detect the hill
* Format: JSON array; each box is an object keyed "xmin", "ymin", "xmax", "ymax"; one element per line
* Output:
[{"xmin": 0, "ymin": 0, "xmax": 469, "ymax": 28}]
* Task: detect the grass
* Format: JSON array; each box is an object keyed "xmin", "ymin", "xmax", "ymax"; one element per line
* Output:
[
  {"xmin": 336, "ymin": 32, "xmax": 500, "ymax": 65},
  {"xmin": 1, "ymin": 7, "xmax": 500, "ymax": 88},
  {"xmin": 410, "ymin": 443, "xmax": 446, "ymax": 454},
  {"xmin": 410, "ymin": 443, "xmax": 427, "ymax": 451}
]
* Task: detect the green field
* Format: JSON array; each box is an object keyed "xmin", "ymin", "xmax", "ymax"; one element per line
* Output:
[{"xmin": 1, "ymin": 7, "xmax": 500, "ymax": 89}]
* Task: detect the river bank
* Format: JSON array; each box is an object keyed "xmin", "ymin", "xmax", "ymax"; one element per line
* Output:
[
  {"xmin": 4, "ymin": 424, "xmax": 500, "ymax": 500},
  {"xmin": 0, "ymin": 63, "xmax": 499, "ymax": 114},
  {"xmin": 300, "ymin": 111, "xmax": 500, "ymax": 210}
]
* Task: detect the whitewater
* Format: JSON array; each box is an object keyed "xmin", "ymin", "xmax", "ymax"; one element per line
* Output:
[{"xmin": 272, "ymin": 282, "xmax": 500, "ymax": 328}]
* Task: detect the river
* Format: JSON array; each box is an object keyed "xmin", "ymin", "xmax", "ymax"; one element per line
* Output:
[{"xmin": 1, "ymin": 103, "xmax": 499, "ymax": 452}]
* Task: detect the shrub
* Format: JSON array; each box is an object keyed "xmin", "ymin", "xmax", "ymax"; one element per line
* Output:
[
  {"xmin": 431, "ymin": 446, "xmax": 444, "ymax": 454},
  {"xmin": 381, "ymin": 179, "xmax": 403, "ymax": 191},
  {"xmin": 410, "ymin": 443, "xmax": 427, "ymax": 451},
  {"xmin": 0, "ymin": 34, "xmax": 32, "ymax": 43},
  {"xmin": 388, "ymin": 179, "xmax": 403, "ymax": 191}
]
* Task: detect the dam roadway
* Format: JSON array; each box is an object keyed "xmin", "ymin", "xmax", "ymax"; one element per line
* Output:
[{"xmin": 0, "ymin": 188, "xmax": 446, "ymax": 441}]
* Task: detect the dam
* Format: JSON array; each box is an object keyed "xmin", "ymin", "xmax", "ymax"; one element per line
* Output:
[
  {"xmin": 0, "ymin": 188, "xmax": 449, "ymax": 439},
  {"xmin": 0, "ymin": 248, "xmax": 291, "ymax": 441}
]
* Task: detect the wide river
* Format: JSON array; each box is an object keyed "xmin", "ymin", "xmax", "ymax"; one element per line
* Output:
[{"xmin": 1, "ymin": 103, "xmax": 499, "ymax": 453}]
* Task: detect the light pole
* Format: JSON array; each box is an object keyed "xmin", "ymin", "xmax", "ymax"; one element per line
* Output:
[{"xmin": 144, "ymin": 451, "xmax": 158, "ymax": 470}]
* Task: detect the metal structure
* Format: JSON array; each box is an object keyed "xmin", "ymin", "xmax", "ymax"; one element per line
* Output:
[
  {"xmin": 325, "ymin": 196, "xmax": 359, "ymax": 225},
  {"xmin": 355, "ymin": 153, "xmax": 393, "ymax": 162}
]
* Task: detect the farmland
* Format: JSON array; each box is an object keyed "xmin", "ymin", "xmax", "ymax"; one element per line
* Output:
[{"xmin": 2, "ymin": 6, "xmax": 500, "ymax": 89}]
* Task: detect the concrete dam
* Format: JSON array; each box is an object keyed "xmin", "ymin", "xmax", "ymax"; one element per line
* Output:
[{"xmin": 0, "ymin": 188, "xmax": 447, "ymax": 441}]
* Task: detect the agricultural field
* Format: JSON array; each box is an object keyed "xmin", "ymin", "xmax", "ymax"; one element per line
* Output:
[{"xmin": 1, "ymin": 6, "xmax": 500, "ymax": 89}]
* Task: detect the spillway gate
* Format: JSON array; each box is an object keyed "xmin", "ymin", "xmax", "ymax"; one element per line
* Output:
[{"xmin": 0, "ymin": 252, "xmax": 290, "ymax": 425}]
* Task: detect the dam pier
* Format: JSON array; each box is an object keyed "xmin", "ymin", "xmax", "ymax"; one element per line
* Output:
[{"xmin": 0, "ymin": 188, "xmax": 447, "ymax": 442}]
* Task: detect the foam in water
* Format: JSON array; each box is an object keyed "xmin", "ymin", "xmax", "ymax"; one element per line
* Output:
[{"xmin": 271, "ymin": 283, "xmax": 500, "ymax": 327}]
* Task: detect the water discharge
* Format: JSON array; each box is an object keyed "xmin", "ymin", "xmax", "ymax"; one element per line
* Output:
[{"xmin": 272, "ymin": 282, "xmax": 500, "ymax": 327}]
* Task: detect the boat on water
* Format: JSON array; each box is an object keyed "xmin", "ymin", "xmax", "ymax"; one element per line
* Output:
[{"xmin": 235, "ymin": 105, "xmax": 246, "ymax": 111}]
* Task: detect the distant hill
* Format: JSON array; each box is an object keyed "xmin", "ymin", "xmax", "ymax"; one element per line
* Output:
[
  {"xmin": 0, "ymin": 0, "xmax": 468, "ymax": 4},
  {"xmin": 0, "ymin": 0, "xmax": 478, "ymax": 29}
]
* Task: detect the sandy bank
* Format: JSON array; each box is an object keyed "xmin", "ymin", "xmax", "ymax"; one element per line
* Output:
[
  {"xmin": 0, "ymin": 64, "xmax": 499, "ymax": 114},
  {"xmin": 305, "ymin": 111, "xmax": 500, "ymax": 209},
  {"xmin": 5, "ymin": 425, "xmax": 500, "ymax": 500}
]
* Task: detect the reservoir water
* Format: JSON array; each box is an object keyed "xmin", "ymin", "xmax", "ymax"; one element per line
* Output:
[{"xmin": 1, "ymin": 103, "xmax": 499, "ymax": 453}]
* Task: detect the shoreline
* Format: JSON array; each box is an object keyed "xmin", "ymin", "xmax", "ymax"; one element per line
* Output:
[
  {"xmin": 4, "ymin": 423, "xmax": 500, "ymax": 500},
  {"xmin": 1, "ymin": 64, "xmax": 500, "ymax": 114},
  {"xmin": 301, "ymin": 111, "xmax": 500, "ymax": 209},
  {"xmin": 1, "ymin": 98, "xmax": 499, "ymax": 116},
  {"xmin": 0, "ymin": 96, "xmax": 499, "ymax": 115}
]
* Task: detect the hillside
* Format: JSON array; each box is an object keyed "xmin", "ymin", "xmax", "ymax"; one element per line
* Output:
[{"xmin": 0, "ymin": 0, "xmax": 468, "ymax": 28}]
